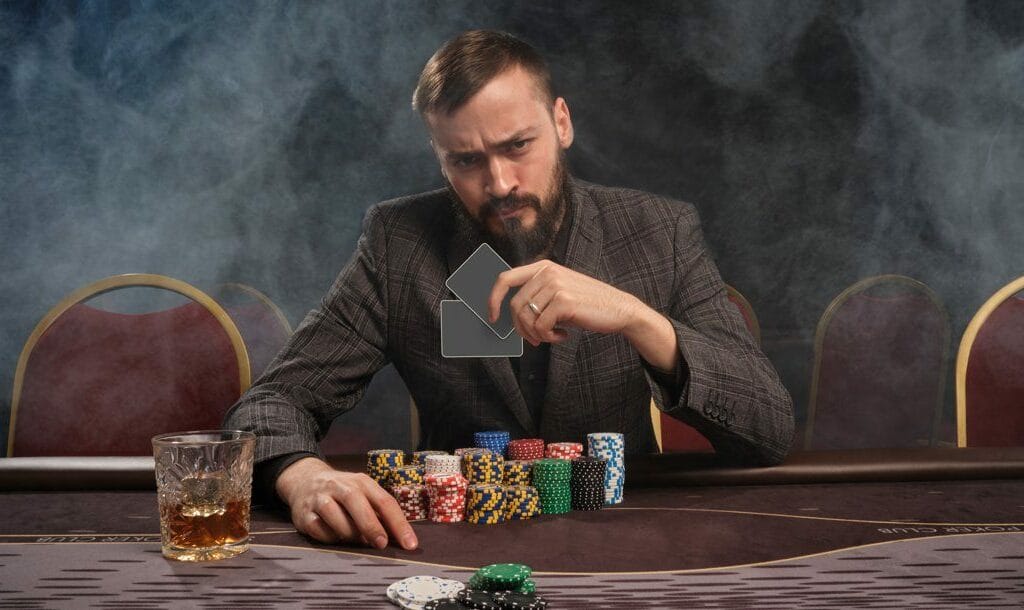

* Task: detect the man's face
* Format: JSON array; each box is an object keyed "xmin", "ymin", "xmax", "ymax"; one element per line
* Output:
[{"xmin": 426, "ymin": 66, "xmax": 574, "ymax": 264}]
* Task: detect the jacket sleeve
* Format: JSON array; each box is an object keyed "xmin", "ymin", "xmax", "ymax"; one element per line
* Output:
[
  {"xmin": 646, "ymin": 204, "xmax": 795, "ymax": 465},
  {"xmin": 223, "ymin": 205, "xmax": 390, "ymax": 465}
]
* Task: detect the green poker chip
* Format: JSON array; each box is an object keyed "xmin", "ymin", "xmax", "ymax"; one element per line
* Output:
[{"xmin": 472, "ymin": 563, "xmax": 532, "ymax": 590}]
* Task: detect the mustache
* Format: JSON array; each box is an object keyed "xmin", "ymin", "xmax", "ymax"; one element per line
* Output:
[{"xmin": 480, "ymin": 192, "xmax": 542, "ymax": 220}]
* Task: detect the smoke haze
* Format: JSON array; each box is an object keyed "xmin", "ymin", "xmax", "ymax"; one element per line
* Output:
[{"xmin": 2, "ymin": 1, "xmax": 1022, "ymax": 451}]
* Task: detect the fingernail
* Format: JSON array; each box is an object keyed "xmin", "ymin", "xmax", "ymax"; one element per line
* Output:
[
  {"xmin": 403, "ymin": 533, "xmax": 418, "ymax": 550},
  {"xmin": 374, "ymin": 535, "xmax": 387, "ymax": 549}
]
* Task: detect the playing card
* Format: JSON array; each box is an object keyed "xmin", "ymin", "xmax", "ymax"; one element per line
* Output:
[
  {"xmin": 445, "ymin": 243, "xmax": 517, "ymax": 339},
  {"xmin": 440, "ymin": 300, "xmax": 523, "ymax": 358}
]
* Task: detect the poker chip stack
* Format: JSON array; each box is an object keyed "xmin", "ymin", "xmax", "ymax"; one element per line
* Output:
[
  {"xmin": 463, "ymin": 451, "xmax": 505, "ymax": 485},
  {"xmin": 545, "ymin": 442, "xmax": 583, "ymax": 459},
  {"xmin": 386, "ymin": 575, "xmax": 465, "ymax": 609},
  {"xmin": 587, "ymin": 432, "xmax": 626, "ymax": 505},
  {"xmin": 474, "ymin": 430, "xmax": 511, "ymax": 457},
  {"xmin": 531, "ymin": 458, "xmax": 572, "ymax": 514},
  {"xmin": 468, "ymin": 563, "xmax": 538, "ymax": 596},
  {"xmin": 503, "ymin": 460, "xmax": 533, "ymax": 485},
  {"xmin": 392, "ymin": 484, "xmax": 428, "ymax": 521},
  {"xmin": 455, "ymin": 447, "xmax": 490, "ymax": 457},
  {"xmin": 424, "ymin": 454, "xmax": 462, "ymax": 476},
  {"xmin": 570, "ymin": 456, "xmax": 607, "ymax": 511},
  {"xmin": 423, "ymin": 588, "xmax": 548, "ymax": 610},
  {"xmin": 367, "ymin": 449, "xmax": 404, "ymax": 486},
  {"xmin": 507, "ymin": 438, "xmax": 545, "ymax": 461},
  {"xmin": 503, "ymin": 484, "xmax": 541, "ymax": 520},
  {"xmin": 412, "ymin": 450, "xmax": 448, "ymax": 465},
  {"xmin": 388, "ymin": 465, "xmax": 424, "ymax": 491},
  {"xmin": 466, "ymin": 483, "xmax": 506, "ymax": 525},
  {"xmin": 424, "ymin": 473, "xmax": 468, "ymax": 523}
]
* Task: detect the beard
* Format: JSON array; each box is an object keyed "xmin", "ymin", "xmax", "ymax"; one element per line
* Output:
[{"xmin": 447, "ymin": 152, "xmax": 570, "ymax": 267}]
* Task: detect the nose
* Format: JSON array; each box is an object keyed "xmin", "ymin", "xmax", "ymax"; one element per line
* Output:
[{"xmin": 484, "ymin": 157, "xmax": 516, "ymax": 200}]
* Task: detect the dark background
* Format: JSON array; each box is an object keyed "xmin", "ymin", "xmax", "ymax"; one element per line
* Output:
[{"xmin": 3, "ymin": 0, "xmax": 1023, "ymax": 454}]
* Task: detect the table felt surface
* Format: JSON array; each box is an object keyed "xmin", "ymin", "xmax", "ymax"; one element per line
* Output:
[{"xmin": 2, "ymin": 478, "xmax": 1024, "ymax": 608}]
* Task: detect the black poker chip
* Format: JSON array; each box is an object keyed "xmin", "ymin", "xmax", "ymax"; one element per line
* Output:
[
  {"xmin": 456, "ymin": 588, "xmax": 501, "ymax": 610},
  {"xmin": 424, "ymin": 599, "xmax": 472, "ymax": 610},
  {"xmin": 498, "ymin": 592, "xmax": 548, "ymax": 609}
]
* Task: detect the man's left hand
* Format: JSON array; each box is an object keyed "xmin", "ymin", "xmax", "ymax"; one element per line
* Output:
[{"xmin": 487, "ymin": 260, "xmax": 643, "ymax": 347}]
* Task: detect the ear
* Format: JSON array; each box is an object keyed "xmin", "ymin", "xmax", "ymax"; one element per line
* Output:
[{"xmin": 552, "ymin": 97, "xmax": 574, "ymax": 149}]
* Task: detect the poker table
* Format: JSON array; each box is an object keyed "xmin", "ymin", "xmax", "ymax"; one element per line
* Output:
[{"xmin": 2, "ymin": 448, "xmax": 1024, "ymax": 608}]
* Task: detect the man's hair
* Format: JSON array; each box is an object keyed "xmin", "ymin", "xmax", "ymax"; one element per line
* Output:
[{"xmin": 412, "ymin": 30, "xmax": 554, "ymax": 117}]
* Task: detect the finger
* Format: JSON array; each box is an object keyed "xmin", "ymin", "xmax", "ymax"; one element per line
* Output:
[
  {"xmin": 508, "ymin": 263, "xmax": 553, "ymax": 315},
  {"xmin": 332, "ymin": 481, "xmax": 390, "ymax": 549},
  {"xmin": 365, "ymin": 483, "xmax": 419, "ymax": 550},
  {"xmin": 309, "ymin": 496, "xmax": 357, "ymax": 543},
  {"xmin": 488, "ymin": 261, "xmax": 548, "ymax": 323},
  {"xmin": 525, "ymin": 287, "xmax": 561, "ymax": 342},
  {"xmin": 535, "ymin": 291, "xmax": 575, "ymax": 339},
  {"xmin": 515, "ymin": 301, "xmax": 540, "ymax": 346}
]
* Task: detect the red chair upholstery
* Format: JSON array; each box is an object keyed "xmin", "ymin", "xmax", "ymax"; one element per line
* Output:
[
  {"xmin": 8, "ymin": 274, "xmax": 250, "ymax": 456},
  {"xmin": 211, "ymin": 283, "xmax": 293, "ymax": 379},
  {"xmin": 805, "ymin": 275, "xmax": 950, "ymax": 450},
  {"xmin": 654, "ymin": 285, "xmax": 761, "ymax": 453},
  {"xmin": 957, "ymin": 278, "xmax": 1024, "ymax": 447}
]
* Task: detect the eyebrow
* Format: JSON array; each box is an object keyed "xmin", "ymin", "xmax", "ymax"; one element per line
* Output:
[{"xmin": 444, "ymin": 128, "xmax": 538, "ymax": 161}]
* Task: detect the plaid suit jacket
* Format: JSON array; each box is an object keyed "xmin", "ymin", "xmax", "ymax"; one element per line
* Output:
[{"xmin": 224, "ymin": 178, "xmax": 794, "ymax": 466}]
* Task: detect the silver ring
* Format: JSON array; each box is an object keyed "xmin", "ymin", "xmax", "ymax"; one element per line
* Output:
[{"xmin": 528, "ymin": 301, "xmax": 542, "ymax": 316}]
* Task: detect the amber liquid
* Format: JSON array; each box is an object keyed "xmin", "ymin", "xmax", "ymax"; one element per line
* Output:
[{"xmin": 161, "ymin": 498, "xmax": 249, "ymax": 550}]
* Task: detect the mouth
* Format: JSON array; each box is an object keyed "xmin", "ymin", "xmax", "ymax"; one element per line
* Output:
[{"xmin": 496, "ymin": 205, "xmax": 527, "ymax": 220}]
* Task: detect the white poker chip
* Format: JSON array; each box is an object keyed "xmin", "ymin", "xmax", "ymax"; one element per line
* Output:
[{"xmin": 386, "ymin": 575, "xmax": 465, "ymax": 610}]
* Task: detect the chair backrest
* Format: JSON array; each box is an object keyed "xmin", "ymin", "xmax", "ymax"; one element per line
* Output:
[
  {"xmin": 805, "ymin": 275, "xmax": 950, "ymax": 450},
  {"xmin": 727, "ymin": 284, "xmax": 761, "ymax": 345},
  {"xmin": 957, "ymin": 277, "xmax": 1024, "ymax": 447},
  {"xmin": 211, "ymin": 283, "xmax": 293, "ymax": 379},
  {"xmin": 652, "ymin": 284, "xmax": 760, "ymax": 453},
  {"xmin": 8, "ymin": 274, "xmax": 250, "ymax": 457}
]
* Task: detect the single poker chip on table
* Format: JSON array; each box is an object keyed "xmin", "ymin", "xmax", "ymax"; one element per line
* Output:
[{"xmin": 387, "ymin": 575, "xmax": 465, "ymax": 610}]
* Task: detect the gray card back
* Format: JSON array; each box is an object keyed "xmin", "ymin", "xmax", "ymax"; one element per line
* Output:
[
  {"xmin": 440, "ymin": 300, "xmax": 523, "ymax": 358},
  {"xmin": 445, "ymin": 243, "xmax": 516, "ymax": 339}
]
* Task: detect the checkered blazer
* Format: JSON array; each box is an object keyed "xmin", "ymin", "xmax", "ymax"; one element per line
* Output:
[{"xmin": 224, "ymin": 178, "xmax": 794, "ymax": 466}]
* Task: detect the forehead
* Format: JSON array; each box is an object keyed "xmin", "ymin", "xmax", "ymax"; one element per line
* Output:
[{"xmin": 426, "ymin": 67, "xmax": 551, "ymax": 151}]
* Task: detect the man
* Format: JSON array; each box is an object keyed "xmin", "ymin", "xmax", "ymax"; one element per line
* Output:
[{"xmin": 224, "ymin": 30, "xmax": 794, "ymax": 552}]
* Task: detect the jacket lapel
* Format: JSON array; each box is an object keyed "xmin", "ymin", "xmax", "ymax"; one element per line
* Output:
[{"xmin": 543, "ymin": 180, "xmax": 603, "ymax": 424}]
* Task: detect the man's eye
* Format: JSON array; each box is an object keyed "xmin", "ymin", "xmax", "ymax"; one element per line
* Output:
[
  {"xmin": 453, "ymin": 156, "xmax": 478, "ymax": 168},
  {"xmin": 511, "ymin": 139, "xmax": 530, "ymax": 151}
]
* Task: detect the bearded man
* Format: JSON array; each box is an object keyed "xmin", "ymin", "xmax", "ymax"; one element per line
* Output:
[{"xmin": 225, "ymin": 30, "xmax": 794, "ymax": 551}]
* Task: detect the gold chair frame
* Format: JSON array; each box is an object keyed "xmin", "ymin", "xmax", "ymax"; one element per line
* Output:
[
  {"xmin": 804, "ymin": 274, "xmax": 951, "ymax": 450},
  {"xmin": 8, "ymin": 273, "xmax": 251, "ymax": 456},
  {"xmin": 955, "ymin": 276, "xmax": 1024, "ymax": 447},
  {"xmin": 216, "ymin": 282, "xmax": 294, "ymax": 335},
  {"xmin": 651, "ymin": 284, "xmax": 760, "ymax": 453}
]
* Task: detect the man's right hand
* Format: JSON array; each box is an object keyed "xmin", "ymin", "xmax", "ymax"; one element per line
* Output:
[{"xmin": 274, "ymin": 456, "xmax": 418, "ymax": 550}]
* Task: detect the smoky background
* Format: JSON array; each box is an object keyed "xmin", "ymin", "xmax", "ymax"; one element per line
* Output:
[{"xmin": 2, "ymin": 0, "xmax": 1022, "ymax": 453}]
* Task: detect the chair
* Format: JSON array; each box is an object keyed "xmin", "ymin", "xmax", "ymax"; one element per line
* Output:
[
  {"xmin": 8, "ymin": 274, "xmax": 250, "ymax": 456},
  {"xmin": 652, "ymin": 284, "xmax": 762, "ymax": 453},
  {"xmin": 956, "ymin": 277, "xmax": 1024, "ymax": 447},
  {"xmin": 804, "ymin": 275, "xmax": 950, "ymax": 450},
  {"xmin": 210, "ymin": 283, "xmax": 293, "ymax": 378}
]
